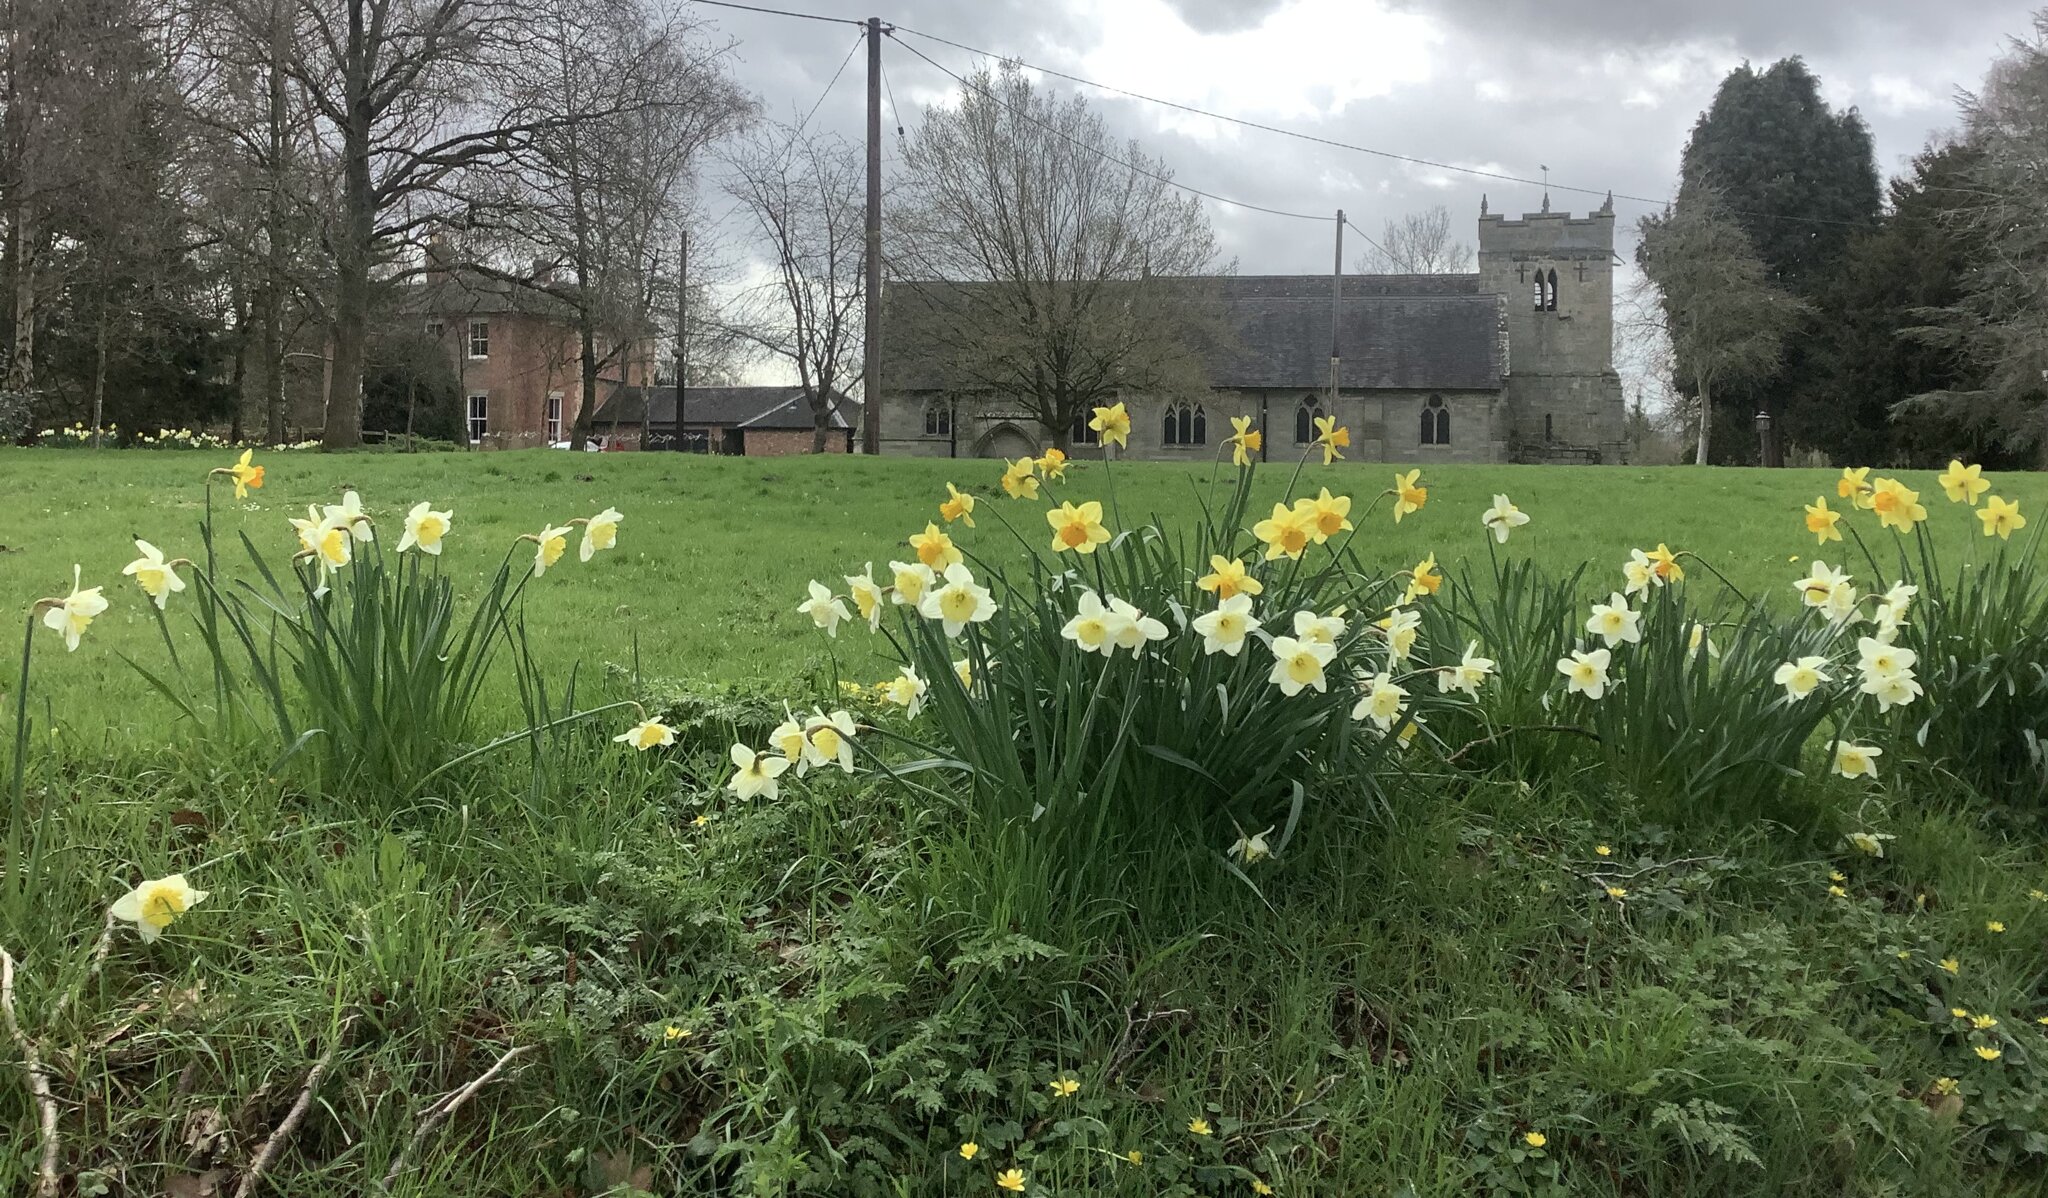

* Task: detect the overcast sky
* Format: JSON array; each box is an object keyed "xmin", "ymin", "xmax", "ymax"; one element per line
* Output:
[{"xmin": 690, "ymin": 0, "xmax": 2036, "ymax": 389}]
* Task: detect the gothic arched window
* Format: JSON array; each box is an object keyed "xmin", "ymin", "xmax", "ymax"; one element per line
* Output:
[
  {"xmin": 1533, "ymin": 272, "xmax": 1546, "ymax": 311},
  {"xmin": 1190, "ymin": 406, "xmax": 1207, "ymax": 446},
  {"xmin": 1295, "ymin": 397, "xmax": 1324, "ymax": 444},
  {"xmin": 923, "ymin": 400, "xmax": 951, "ymax": 437},
  {"xmin": 1163, "ymin": 405, "xmax": 1180, "ymax": 446},
  {"xmin": 1071, "ymin": 410, "xmax": 1100, "ymax": 445},
  {"xmin": 1421, "ymin": 394, "xmax": 1450, "ymax": 445},
  {"xmin": 1546, "ymin": 267, "xmax": 1560, "ymax": 312}
]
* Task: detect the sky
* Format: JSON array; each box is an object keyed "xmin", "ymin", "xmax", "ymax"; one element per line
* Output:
[{"xmin": 688, "ymin": 0, "xmax": 2036, "ymax": 393}]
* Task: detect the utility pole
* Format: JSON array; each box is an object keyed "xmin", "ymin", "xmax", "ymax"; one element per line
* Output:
[
  {"xmin": 861, "ymin": 16, "xmax": 883, "ymax": 455},
  {"xmin": 674, "ymin": 228, "xmax": 687, "ymax": 452},
  {"xmin": 1329, "ymin": 210, "xmax": 1343, "ymax": 412}
]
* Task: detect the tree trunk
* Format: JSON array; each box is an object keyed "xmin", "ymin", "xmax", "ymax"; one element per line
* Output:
[
  {"xmin": 228, "ymin": 280, "xmax": 249, "ymax": 443},
  {"xmin": 263, "ymin": 0, "xmax": 288, "ymax": 446},
  {"xmin": 322, "ymin": 27, "xmax": 373, "ymax": 450},
  {"xmin": 90, "ymin": 298, "xmax": 108, "ymax": 447},
  {"xmin": 6, "ymin": 203, "xmax": 34, "ymax": 395},
  {"xmin": 812, "ymin": 392, "xmax": 828, "ymax": 453},
  {"xmin": 573, "ymin": 314, "xmax": 598, "ymax": 451},
  {"xmin": 1694, "ymin": 379, "xmax": 1712, "ymax": 466}
]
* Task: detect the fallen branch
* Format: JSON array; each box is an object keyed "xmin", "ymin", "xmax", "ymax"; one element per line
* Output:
[
  {"xmin": 1, "ymin": 949, "xmax": 62, "ymax": 1198},
  {"xmin": 234, "ymin": 1014, "xmax": 359, "ymax": 1198},
  {"xmin": 1443, "ymin": 724, "xmax": 1599, "ymax": 766},
  {"xmin": 1104, "ymin": 1003, "xmax": 1192, "ymax": 1082},
  {"xmin": 380, "ymin": 1043, "xmax": 534, "ymax": 1193}
]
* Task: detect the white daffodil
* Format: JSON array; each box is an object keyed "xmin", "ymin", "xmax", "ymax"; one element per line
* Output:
[
  {"xmin": 888, "ymin": 560, "xmax": 937, "ymax": 608},
  {"xmin": 1861, "ymin": 668, "xmax": 1923, "ymax": 712},
  {"xmin": 291, "ymin": 504, "xmax": 354, "ymax": 574},
  {"xmin": 726, "ymin": 744, "xmax": 791, "ymax": 801},
  {"xmin": 1377, "ymin": 607, "xmax": 1422, "ymax": 661},
  {"xmin": 531, "ymin": 524, "xmax": 572, "ymax": 577},
  {"xmin": 1873, "ymin": 581, "xmax": 1917, "ymax": 636},
  {"xmin": 41, "ymin": 565, "xmax": 110, "ymax": 652},
  {"xmin": 1845, "ymin": 831, "xmax": 1895, "ymax": 857},
  {"xmin": 122, "ymin": 539, "xmax": 186, "ymax": 610},
  {"xmin": 614, "ymin": 718, "xmax": 676, "ymax": 751},
  {"xmin": 1060, "ymin": 590, "xmax": 1123, "ymax": 658},
  {"xmin": 845, "ymin": 563, "xmax": 886, "ymax": 632},
  {"xmin": 1107, "ymin": 597, "xmax": 1168, "ymax": 655},
  {"xmin": 1857, "ymin": 636, "xmax": 1917, "ymax": 679},
  {"xmin": 397, "ymin": 502, "xmax": 453, "ymax": 555},
  {"xmin": 919, "ymin": 563, "xmax": 998, "ymax": 638},
  {"xmin": 1481, "ymin": 494, "xmax": 1530, "ymax": 543},
  {"xmin": 1557, "ymin": 647, "xmax": 1613, "ymax": 700},
  {"xmin": 803, "ymin": 709, "xmax": 859, "ymax": 774},
  {"xmin": 1585, "ymin": 592, "xmax": 1642, "ymax": 648},
  {"xmin": 1267, "ymin": 635, "xmax": 1336, "ymax": 696},
  {"xmin": 1833, "ymin": 741, "xmax": 1882, "ymax": 780},
  {"xmin": 323, "ymin": 489, "xmax": 375, "ymax": 543},
  {"xmin": 1439, "ymin": 641, "xmax": 1496, "ymax": 695},
  {"xmin": 1622, "ymin": 550, "xmax": 1655, "ymax": 598},
  {"xmin": 1191, "ymin": 594, "xmax": 1261, "ymax": 657},
  {"xmin": 1793, "ymin": 561, "xmax": 1851, "ymax": 611},
  {"xmin": 768, "ymin": 713, "xmax": 809, "ymax": 764},
  {"xmin": 798, "ymin": 580, "xmax": 853, "ymax": 637},
  {"xmin": 1351, "ymin": 671, "xmax": 1409, "ymax": 731},
  {"xmin": 1229, "ymin": 826, "xmax": 1274, "ymax": 864},
  {"xmin": 1772, "ymin": 656, "xmax": 1831, "ymax": 700},
  {"xmin": 109, "ymin": 873, "xmax": 208, "ymax": 942},
  {"xmin": 580, "ymin": 507, "xmax": 623, "ymax": 562},
  {"xmin": 1293, "ymin": 609, "xmax": 1346, "ymax": 647}
]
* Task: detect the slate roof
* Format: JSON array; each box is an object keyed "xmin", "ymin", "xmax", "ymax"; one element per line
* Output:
[
  {"xmin": 591, "ymin": 385, "xmax": 857, "ymax": 430},
  {"xmin": 884, "ymin": 273, "xmax": 1503, "ymax": 393}
]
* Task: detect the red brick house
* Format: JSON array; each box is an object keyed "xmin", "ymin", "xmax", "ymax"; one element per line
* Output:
[{"xmin": 589, "ymin": 385, "xmax": 857, "ymax": 454}]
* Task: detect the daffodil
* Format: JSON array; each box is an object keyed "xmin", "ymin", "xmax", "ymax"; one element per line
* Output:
[
  {"xmin": 726, "ymin": 744, "xmax": 791, "ymax": 801},
  {"xmin": 1978, "ymin": 495, "xmax": 2025, "ymax": 540},
  {"xmin": 1197, "ymin": 555, "xmax": 1263, "ymax": 600},
  {"xmin": 889, "ymin": 560, "xmax": 937, "ymax": 607},
  {"xmin": 1585, "ymin": 592, "xmax": 1642, "ymax": 647},
  {"xmin": 1939, "ymin": 460, "xmax": 1991, "ymax": 505},
  {"xmin": 939, "ymin": 482, "xmax": 976, "ymax": 527},
  {"xmin": 579, "ymin": 507, "xmax": 623, "ymax": 561},
  {"xmin": 1314, "ymin": 414, "xmax": 1350, "ymax": 464},
  {"xmin": 1870, "ymin": 477, "xmax": 1928, "ymax": 533},
  {"xmin": 1404, "ymin": 552, "xmax": 1443, "ymax": 602},
  {"xmin": 109, "ymin": 873, "xmax": 208, "ymax": 941},
  {"xmin": 323, "ymin": 490, "xmax": 375, "ymax": 544},
  {"xmin": 1252, "ymin": 501, "xmax": 1316, "ymax": 560},
  {"xmin": 1228, "ymin": 414, "xmax": 1263, "ymax": 466},
  {"xmin": 1302, "ymin": 488, "xmax": 1353, "ymax": 542},
  {"xmin": 219, "ymin": 448, "xmax": 265, "ymax": 499},
  {"xmin": 1557, "ymin": 648, "xmax": 1613, "ymax": 700},
  {"xmin": 1377, "ymin": 606, "xmax": 1422, "ymax": 661},
  {"xmin": 1035, "ymin": 447, "xmax": 1068, "ymax": 479},
  {"xmin": 1832, "ymin": 741, "xmax": 1882, "ymax": 780},
  {"xmin": 1089, "ymin": 401, "xmax": 1131, "ymax": 449},
  {"xmin": 1439, "ymin": 642, "xmax": 1496, "ymax": 695},
  {"xmin": 908, "ymin": 522, "xmax": 962, "ymax": 569},
  {"xmin": 397, "ymin": 502, "xmax": 453, "ymax": 555},
  {"xmin": 1803, "ymin": 496, "xmax": 1843, "ymax": 544},
  {"xmin": 880, "ymin": 666, "xmax": 928, "ymax": 718},
  {"xmin": 953, "ymin": 657, "xmax": 974, "ymax": 690},
  {"xmin": 1687, "ymin": 621, "xmax": 1717, "ymax": 659},
  {"xmin": 530, "ymin": 523, "xmax": 571, "ymax": 577},
  {"xmin": 1061, "ymin": 590, "xmax": 1123, "ymax": 658},
  {"xmin": 1230, "ymin": 826, "xmax": 1274, "ymax": 863},
  {"xmin": 1191, "ymin": 594, "xmax": 1260, "ymax": 656},
  {"xmin": 1188, "ymin": 1117, "xmax": 1213, "ymax": 1137},
  {"xmin": 1267, "ymin": 635, "xmax": 1336, "ymax": 696},
  {"xmin": 1857, "ymin": 636, "xmax": 1917, "ymax": 680},
  {"xmin": 1106, "ymin": 597, "xmax": 1168, "ymax": 655},
  {"xmin": 845, "ymin": 564, "xmax": 886, "ymax": 631},
  {"xmin": 1000, "ymin": 457, "xmax": 1040, "ymax": 500},
  {"xmin": 1837, "ymin": 466, "xmax": 1874, "ymax": 509},
  {"xmin": 1772, "ymin": 656, "xmax": 1831, "ymax": 701},
  {"xmin": 39, "ymin": 565, "xmax": 110, "ymax": 651},
  {"xmin": 1845, "ymin": 831, "xmax": 1894, "ymax": 857},
  {"xmin": 291, "ymin": 505, "xmax": 354, "ymax": 574},
  {"xmin": 1645, "ymin": 543, "xmax": 1683, "ymax": 584},
  {"xmin": 1050, "ymin": 1077, "xmax": 1080, "ymax": 1097},
  {"xmin": 122, "ymin": 540, "xmax": 187, "ymax": 610},
  {"xmin": 958, "ymin": 1142, "xmax": 979, "ymax": 1161},
  {"xmin": 1293, "ymin": 609, "xmax": 1346, "ymax": 647},
  {"xmin": 798, "ymin": 580, "xmax": 853, "ymax": 636},
  {"xmin": 803, "ymin": 709, "xmax": 859, "ymax": 774},
  {"xmin": 1621, "ymin": 551, "xmax": 1655, "ymax": 597},
  {"xmin": 1873, "ymin": 582, "xmax": 1917, "ymax": 638},
  {"xmin": 919, "ymin": 563, "xmax": 998, "ymax": 637},
  {"xmin": 1047, "ymin": 500, "xmax": 1112, "ymax": 554},
  {"xmin": 1481, "ymin": 493, "xmax": 1529, "ymax": 543},
  {"xmin": 997, "ymin": 1168, "xmax": 1027, "ymax": 1193},
  {"xmin": 1861, "ymin": 668, "xmax": 1923, "ymax": 712},
  {"xmin": 1390, "ymin": 469, "xmax": 1426, "ymax": 521},
  {"xmin": 1352, "ymin": 671, "xmax": 1408, "ymax": 731},
  {"xmin": 614, "ymin": 718, "xmax": 676, "ymax": 751},
  {"xmin": 1793, "ymin": 561, "xmax": 1851, "ymax": 611}
]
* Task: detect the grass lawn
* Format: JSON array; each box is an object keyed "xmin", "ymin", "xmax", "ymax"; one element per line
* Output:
[{"xmin": 2, "ymin": 446, "xmax": 2046, "ymax": 1197}]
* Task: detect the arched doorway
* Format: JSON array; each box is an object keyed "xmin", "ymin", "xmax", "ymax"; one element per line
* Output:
[{"xmin": 974, "ymin": 423, "xmax": 1037, "ymax": 462}]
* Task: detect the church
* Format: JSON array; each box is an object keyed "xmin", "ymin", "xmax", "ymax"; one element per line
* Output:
[{"xmin": 878, "ymin": 198, "xmax": 1627, "ymax": 465}]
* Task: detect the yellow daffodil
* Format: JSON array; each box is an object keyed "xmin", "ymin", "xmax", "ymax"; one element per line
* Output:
[
  {"xmin": 798, "ymin": 580, "xmax": 853, "ymax": 636},
  {"xmin": 767, "ymin": 713, "xmax": 808, "ymax": 764},
  {"xmin": 802, "ymin": 709, "xmax": 859, "ymax": 774},
  {"xmin": 1481, "ymin": 493, "xmax": 1530, "ymax": 543},
  {"xmin": 1035, "ymin": 447, "xmax": 1068, "ymax": 479},
  {"xmin": 889, "ymin": 560, "xmax": 937, "ymax": 608},
  {"xmin": 122, "ymin": 540, "xmax": 187, "ymax": 610},
  {"xmin": 879, "ymin": 666, "xmax": 929, "ymax": 718},
  {"xmin": 1230, "ymin": 825, "xmax": 1274, "ymax": 863},
  {"xmin": 919, "ymin": 563, "xmax": 998, "ymax": 637},
  {"xmin": 1772, "ymin": 656, "xmax": 1831, "ymax": 701},
  {"xmin": 397, "ymin": 502, "xmax": 453, "ymax": 555},
  {"xmin": 1197, "ymin": 555, "xmax": 1262, "ymax": 600},
  {"xmin": 1978, "ymin": 495, "xmax": 2025, "ymax": 540},
  {"xmin": 1524, "ymin": 1132, "xmax": 1548, "ymax": 1149},
  {"xmin": 1390, "ymin": 469, "xmax": 1426, "ymax": 522},
  {"xmin": 109, "ymin": 873, "xmax": 208, "ymax": 942},
  {"xmin": 1228, "ymin": 414, "xmax": 1263, "ymax": 466},
  {"xmin": 909, "ymin": 522, "xmax": 963, "ymax": 569},
  {"xmin": 1191, "ymin": 594, "xmax": 1260, "ymax": 657},
  {"xmin": 726, "ymin": 744, "xmax": 791, "ymax": 801},
  {"xmin": 1585, "ymin": 592, "xmax": 1642, "ymax": 647},
  {"xmin": 1302, "ymin": 488, "xmax": 1354, "ymax": 542},
  {"xmin": 1941, "ymin": 958, "xmax": 1960, "ymax": 974},
  {"xmin": 614, "ymin": 718, "xmax": 676, "ymax": 751},
  {"xmin": 1294, "ymin": 609, "xmax": 1346, "ymax": 647},
  {"xmin": 1267, "ymin": 635, "xmax": 1336, "ymax": 696},
  {"xmin": 959, "ymin": 1142, "xmax": 979, "ymax": 1161},
  {"xmin": 1832, "ymin": 741, "xmax": 1882, "ymax": 780},
  {"xmin": 1870, "ymin": 477, "xmax": 1928, "ymax": 533},
  {"xmin": 1047, "ymin": 500, "xmax": 1112, "ymax": 554},
  {"xmin": 1089, "ymin": 402, "xmax": 1131, "ymax": 449},
  {"xmin": 1352, "ymin": 671, "xmax": 1409, "ymax": 731},
  {"xmin": 1000, "ymin": 457, "xmax": 1040, "ymax": 500},
  {"xmin": 1313, "ymin": 414, "xmax": 1350, "ymax": 464},
  {"xmin": 1438, "ymin": 641, "xmax": 1496, "ymax": 695},
  {"xmin": 219, "ymin": 448, "xmax": 265, "ymax": 499},
  {"xmin": 1830, "ymin": 870, "xmax": 1846, "ymax": 882},
  {"xmin": 1050, "ymin": 1077, "xmax": 1080, "ymax": 1097},
  {"xmin": 845, "ymin": 564, "xmax": 886, "ymax": 631},
  {"xmin": 1939, "ymin": 460, "xmax": 1991, "ymax": 505},
  {"xmin": 1557, "ymin": 648, "xmax": 1613, "ymax": 700},
  {"xmin": 39, "ymin": 565, "xmax": 110, "ymax": 652},
  {"xmin": 939, "ymin": 482, "xmax": 976, "ymax": 527},
  {"xmin": 529, "ymin": 523, "xmax": 571, "ymax": 577},
  {"xmin": 1188, "ymin": 1117, "xmax": 1213, "ymax": 1137},
  {"xmin": 1645, "ymin": 543, "xmax": 1684, "ymax": 584},
  {"xmin": 579, "ymin": 507, "xmax": 622, "ymax": 561},
  {"xmin": 1803, "ymin": 496, "xmax": 1843, "ymax": 544},
  {"xmin": 997, "ymin": 1168, "xmax": 1027, "ymax": 1192},
  {"xmin": 1837, "ymin": 466, "xmax": 1874, "ymax": 509},
  {"xmin": 1404, "ymin": 552, "xmax": 1443, "ymax": 602},
  {"xmin": 1062, "ymin": 590, "xmax": 1123, "ymax": 658},
  {"xmin": 1975, "ymin": 1046, "xmax": 2002, "ymax": 1062},
  {"xmin": 1377, "ymin": 606, "xmax": 1422, "ymax": 661},
  {"xmin": 1252, "ymin": 501, "xmax": 1315, "ymax": 560}
]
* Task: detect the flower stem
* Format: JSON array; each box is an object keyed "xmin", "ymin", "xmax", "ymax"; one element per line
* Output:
[{"xmin": 7, "ymin": 612, "xmax": 37, "ymax": 891}]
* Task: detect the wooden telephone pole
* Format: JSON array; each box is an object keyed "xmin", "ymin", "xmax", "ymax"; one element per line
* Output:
[
  {"xmin": 861, "ymin": 16, "xmax": 883, "ymax": 455},
  {"xmin": 1329, "ymin": 210, "xmax": 1343, "ymax": 410},
  {"xmin": 674, "ymin": 228, "xmax": 687, "ymax": 451}
]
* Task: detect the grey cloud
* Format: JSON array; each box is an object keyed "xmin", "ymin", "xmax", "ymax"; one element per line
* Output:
[
  {"xmin": 1155, "ymin": 0, "xmax": 1291, "ymax": 34},
  {"xmin": 1382, "ymin": 0, "xmax": 2026, "ymax": 58}
]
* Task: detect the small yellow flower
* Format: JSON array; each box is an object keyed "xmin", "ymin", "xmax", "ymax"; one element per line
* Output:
[
  {"xmin": 958, "ymin": 1141, "xmax": 979, "ymax": 1161},
  {"xmin": 1987, "ymin": 920, "xmax": 2006, "ymax": 934},
  {"xmin": 1050, "ymin": 1077, "xmax": 1080, "ymax": 1097},
  {"xmin": 1252, "ymin": 501, "xmax": 1316, "ymax": 561},
  {"xmin": 109, "ymin": 874, "xmax": 209, "ymax": 942},
  {"xmin": 614, "ymin": 718, "xmax": 676, "ymax": 751},
  {"xmin": 1952, "ymin": 1007, "xmax": 1970, "ymax": 1019},
  {"xmin": 1523, "ymin": 1131, "xmax": 1548, "ymax": 1149},
  {"xmin": 1089, "ymin": 402, "xmax": 1131, "ymax": 449},
  {"xmin": 1252, "ymin": 1181, "xmax": 1275, "ymax": 1196},
  {"xmin": 1938, "ymin": 459, "xmax": 1990, "ymax": 505},
  {"xmin": 221, "ymin": 447, "xmax": 265, "ymax": 499},
  {"xmin": 909, "ymin": 522, "xmax": 963, "ymax": 569},
  {"xmin": 1035, "ymin": 447, "xmax": 1068, "ymax": 479},
  {"xmin": 1605, "ymin": 886, "xmax": 1628, "ymax": 900},
  {"xmin": 1829, "ymin": 871, "xmax": 1847, "ymax": 883},
  {"xmin": 1046, "ymin": 501, "xmax": 1112, "ymax": 554},
  {"xmin": 1390, "ymin": 469, "xmax": 1427, "ymax": 522},
  {"xmin": 1313, "ymin": 414, "xmax": 1350, "ymax": 464},
  {"xmin": 1895, "ymin": 950, "xmax": 1910, "ymax": 960},
  {"xmin": 1124, "ymin": 1150, "xmax": 1143, "ymax": 1165},
  {"xmin": 1595, "ymin": 845, "xmax": 1612, "ymax": 857},
  {"xmin": 1228, "ymin": 415, "xmax": 1264, "ymax": 466},
  {"xmin": 1000, "ymin": 457, "xmax": 1040, "ymax": 500},
  {"xmin": 1803, "ymin": 496, "xmax": 1843, "ymax": 544},
  {"xmin": 663, "ymin": 1025, "xmax": 690, "ymax": 1043},
  {"xmin": 1827, "ymin": 885, "xmax": 1847, "ymax": 898},
  {"xmin": 1974, "ymin": 1045, "xmax": 2002, "ymax": 1062},
  {"xmin": 1933, "ymin": 1076, "xmax": 1960, "ymax": 1096},
  {"xmin": 1973, "ymin": 1014, "xmax": 1999, "ymax": 1030},
  {"xmin": 940, "ymin": 483, "xmax": 977, "ymax": 527},
  {"xmin": 1188, "ymin": 1117, "xmax": 1213, "ymax": 1137},
  {"xmin": 996, "ymin": 1167, "xmax": 1027, "ymax": 1192},
  {"xmin": 1197, "ymin": 555, "xmax": 1263, "ymax": 600},
  {"xmin": 1978, "ymin": 495, "xmax": 2026, "ymax": 541},
  {"xmin": 692, "ymin": 813, "xmax": 709, "ymax": 828},
  {"xmin": 1940, "ymin": 958, "xmax": 1960, "ymax": 975},
  {"xmin": 2030, "ymin": 889, "xmax": 2048, "ymax": 903}
]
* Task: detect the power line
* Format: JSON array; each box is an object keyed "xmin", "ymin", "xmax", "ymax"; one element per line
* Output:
[
  {"xmin": 796, "ymin": 33, "xmax": 863, "ymax": 134},
  {"xmin": 686, "ymin": 0, "xmax": 863, "ymax": 27},
  {"xmin": 1341, "ymin": 216, "xmax": 1395, "ymax": 271}
]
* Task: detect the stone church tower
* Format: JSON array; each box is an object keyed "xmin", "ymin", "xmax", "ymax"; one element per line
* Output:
[{"xmin": 1478, "ymin": 194, "xmax": 1627, "ymax": 460}]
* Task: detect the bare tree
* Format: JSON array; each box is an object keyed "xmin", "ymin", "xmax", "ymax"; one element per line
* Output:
[
  {"xmin": 888, "ymin": 62, "xmax": 1222, "ymax": 449},
  {"xmin": 1353, "ymin": 204, "xmax": 1474, "ymax": 275},
  {"xmin": 1637, "ymin": 184, "xmax": 1810, "ymax": 464},
  {"xmin": 723, "ymin": 123, "xmax": 864, "ymax": 453}
]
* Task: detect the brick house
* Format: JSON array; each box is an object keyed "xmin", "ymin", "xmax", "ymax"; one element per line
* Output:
[{"xmin": 589, "ymin": 384, "xmax": 857, "ymax": 455}]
